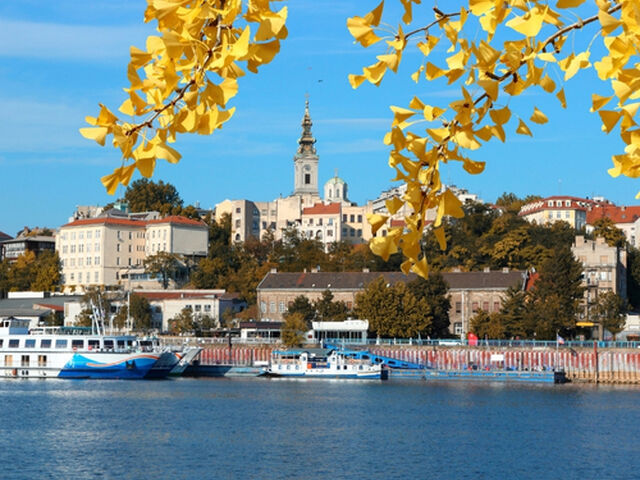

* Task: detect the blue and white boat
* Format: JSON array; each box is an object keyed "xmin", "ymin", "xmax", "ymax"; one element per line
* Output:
[
  {"xmin": 267, "ymin": 347, "xmax": 387, "ymax": 379},
  {"xmin": 0, "ymin": 318, "xmax": 177, "ymax": 379}
]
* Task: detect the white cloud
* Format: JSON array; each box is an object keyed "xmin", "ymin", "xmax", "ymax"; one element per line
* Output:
[{"xmin": 0, "ymin": 18, "xmax": 151, "ymax": 62}]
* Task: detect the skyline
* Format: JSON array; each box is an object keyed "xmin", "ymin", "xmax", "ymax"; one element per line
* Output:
[{"xmin": 2, "ymin": 0, "xmax": 640, "ymax": 236}]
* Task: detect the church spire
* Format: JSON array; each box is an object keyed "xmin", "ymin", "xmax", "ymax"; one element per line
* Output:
[{"xmin": 297, "ymin": 99, "xmax": 316, "ymax": 156}]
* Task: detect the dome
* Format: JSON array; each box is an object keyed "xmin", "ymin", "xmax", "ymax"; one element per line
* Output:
[{"xmin": 325, "ymin": 175, "xmax": 345, "ymax": 186}]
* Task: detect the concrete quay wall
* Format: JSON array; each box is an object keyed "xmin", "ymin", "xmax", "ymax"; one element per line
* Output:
[{"xmin": 196, "ymin": 345, "xmax": 640, "ymax": 384}]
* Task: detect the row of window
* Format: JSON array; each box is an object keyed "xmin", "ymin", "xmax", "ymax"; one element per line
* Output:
[
  {"xmin": 547, "ymin": 211, "xmax": 571, "ymax": 219},
  {"xmin": 548, "ymin": 200, "xmax": 572, "ymax": 207},
  {"xmin": 62, "ymin": 243, "xmax": 101, "ymax": 254},
  {"xmin": 454, "ymin": 301, "xmax": 502, "ymax": 314},
  {"xmin": 64, "ymin": 271, "xmax": 101, "ymax": 283},
  {"xmin": 3, "ymin": 355, "xmax": 47, "ymax": 367},
  {"xmin": 61, "ymin": 257, "xmax": 101, "ymax": 267},
  {"xmin": 185, "ymin": 304, "xmax": 213, "ymax": 313},
  {"xmin": 343, "ymin": 214, "xmax": 363, "ymax": 223},
  {"xmin": 0, "ymin": 338, "xmax": 131, "ymax": 349},
  {"xmin": 60, "ymin": 230, "xmax": 102, "ymax": 241},
  {"xmin": 259, "ymin": 300, "xmax": 353, "ymax": 314}
]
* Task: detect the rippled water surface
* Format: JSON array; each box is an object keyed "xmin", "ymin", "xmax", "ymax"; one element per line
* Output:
[{"xmin": 0, "ymin": 378, "xmax": 639, "ymax": 479}]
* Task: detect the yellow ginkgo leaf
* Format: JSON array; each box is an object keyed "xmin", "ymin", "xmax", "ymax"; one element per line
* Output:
[
  {"xmin": 348, "ymin": 74, "xmax": 366, "ymax": 89},
  {"xmin": 505, "ymin": 6, "xmax": 548, "ymax": 37},
  {"xmin": 400, "ymin": 259, "xmax": 412, "ymax": 275},
  {"xmin": 385, "ymin": 196, "xmax": 404, "ymax": 215},
  {"xmin": 556, "ymin": 88, "xmax": 567, "ymax": 108},
  {"xmin": 390, "ymin": 105, "xmax": 416, "ymax": 126},
  {"xmin": 599, "ymin": 110, "xmax": 622, "ymax": 133},
  {"xmin": 591, "ymin": 93, "xmax": 613, "ymax": 112},
  {"xmin": 433, "ymin": 227, "xmax": 447, "ymax": 250},
  {"xmin": 425, "ymin": 62, "xmax": 446, "ymax": 80},
  {"xmin": 435, "ymin": 189, "xmax": 464, "ymax": 227},
  {"xmin": 346, "ymin": 17, "xmax": 382, "ymax": 47},
  {"xmin": 557, "ymin": 0, "xmax": 586, "ymax": 7},
  {"xmin": 598, "ymin": 9, "xmax": 621, "ymax": 36},
  {"xmin": 516, "ymin": 119, "xmax": 533, "ymax": 136},
  {"xmin": 410, "ymin": 256, "xmax": 429, "ymax": 278},
  {"xmin": 463, "ymin": 158, "xmax": 486, "ymax": 174},
  {"xmin": 490, "ymin": 106, "xmax": 511, "ymax": 125},
  {"xmin": 367, "ymin": 213, "xmax": 389, "ymax": 234},
  {"xmin": 369, "ymin": 235, "xmax": 398, "ymax": 262},
  {"xmin": 154, "ymin": 142, "xmax": 182, "ymax": 163},
  {"xmin": 80, "ymin": 127, "xmax": 108, "ymax": 146},
  {"xmin": 530, "ymin": 107, "xmax": 548, "ymax": 124}
]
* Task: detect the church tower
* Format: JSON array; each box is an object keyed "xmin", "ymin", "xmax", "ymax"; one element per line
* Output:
[{"xmin": 293, "ymin": 100, "xmax": 320, "ymax": 199}]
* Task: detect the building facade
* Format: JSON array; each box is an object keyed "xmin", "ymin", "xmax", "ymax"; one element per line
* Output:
[
  {"xmin": 56, "ymin": 215, "xmax": 207, "ymax": 292},
  {"xmin": 518, "ymin": 196, "xmax": 598, "ymax": 230},
  {"xmin": 256, "ymin": 269, "xmax": 525, "ymax": 337}
]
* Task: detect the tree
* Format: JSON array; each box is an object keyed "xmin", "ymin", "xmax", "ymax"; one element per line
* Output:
[
  {"xmin": 496, "ymin": 285, "xmax": 528, "ymax": 338},
  {"xmin": 406, "ymin": 272, "xmax": 451, "ymax": 337},
  {"xmin": 470, "ymin": 310, "xmax": 505, "ymax": 340},
  {"xmin": 170, "ymin": 307, "xmax": 194, "ymax": 335},
  {"xmin": 591, "ymin": 218, "xmax": 627, "ymax": 248},
  {"xmin": 628, "ymin": 247, "xmax": 640, "ymax": 310},
  {"xmin": 281, "ymin": 312, "xmax": 308, "ymax": 348},
  {"xmin": 144, "ymin": 252, "xmax": 183, "ymax": 289},
  {"xmin": 30, "ymin": 251, "xmax": 62, "ymax": 292},
  {"xmin": 123, "ymin": 179, "xmax": 183, "ymax": 214},
  {"xmin": 287, "ymin": 296, "xmax": 316, "ymax": 326},
  {"xmin": 313, "ymin": 289, "xmax": 350, "ymax": 322},
  {"xmin": 82, "ymin": 1, "xmax": 640, "ymax": 277},
  {"xmin": 527, "ymin": 247, "xmax": 585, "ymax": 339},
  {"xmin": 591, "ymin": 291, "xmax": 627, "ymax": 340},
  {"xmin": 130, "ymin": 294, "xmax": 153, "ymax": 332},
  {"xmin": 355, "ymin": 277, "xmax": 431, "ymax": 338}
]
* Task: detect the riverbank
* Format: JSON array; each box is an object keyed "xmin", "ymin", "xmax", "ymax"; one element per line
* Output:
[{"xmin": 187, "ymin": 343, "xmax": 640, "ymax": 384}]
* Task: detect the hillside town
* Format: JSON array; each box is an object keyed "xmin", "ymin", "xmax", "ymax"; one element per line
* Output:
[{"xmin": 1, "ymin": 103, "xmax": 639, "ymax": 343}]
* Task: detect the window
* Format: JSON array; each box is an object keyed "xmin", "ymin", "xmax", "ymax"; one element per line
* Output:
[
  {"xmin": 86, "ymin": 257, "xmax": 91, "ymax": 266},
  {"xmin": 493, "ymin": 302, "xmax": 500, "ymax": 312},
  {"xmin": 565, "ymin": 200, "xmax": 571, "ymax": 207},
  {"xmin": 129, "ymin": 232, "xmax": 132, "ymax": 240},
  {"xmin": 116, "ymin": 257, "xmax": 120, "ymax": 266},
  {"xmin": 342, "ymin": 228, "xmax": 348, "ymax": 235},
  {"xmin": 204, "ymin": 305, "xmax": 211, "ymax": 312},
  {"xmin": 236, "ymin": 207, "xmax": 241, "ymax": 213},
  {"xmin": 565, "ymin": 211, "xmax": 570, "ymax": 219},
  {"xmin": 472, "ymin": 302, "xmax": 479, "ymax": 312},
  {"xmin": 95, "ymin": 257, "xmax": 100, "ymax": 265},
  {"xmin": 279, "ymin": 301, "xmax": 286, "ymax": 313},
  {"xmin": 78, "ymin": 258, "xmax": 83, "ymax": 267},
  {"xmin": 117, "ymin": 244, "xmax": 121, "ymax": 252},
  {"xmin": 87, "ymin": 231, "xmax": 92, "ymax": 239},
  {"xmin": 70, "ymin": 273, "xmax": 74, "ymax": 281},
  {"xmin": 25, "ymin": 339, "xmax": 35, "ymax": 348},
  {"xmin": 96, "ymin": 230, "xmax": 101, "ymax": 238},
  {"xmin": 9, "ymin": 339, "xmax": 19, "ymax": 348},
  {"xmin": 95, "ymin": 243, "xmax": 100, "ymax": 252},
  {"xmin": 71, "ymin": 232, "xmax": 76, "ymax": 240},
  {"xmin": 86, "ymin": 244, "xmax": 91, "ymax": 253},
  {"xmin": 79, "ymin": 232, "xmax": 84, "ymax": 240},
  {"xmin": 88, "ymin": 340, "xmax": 100, "ymax": 350},
  {"xmin": 55, "ymin": 339, "xmax": 67, "ymax": 349},
  {"xmin": 40, "ymin": 339, "xmax": 51, "ymax": 348},
  {"xmin": 195, "ymin": 305, "xmax": 202, "ymax": 312},
  {"xmin": 235, "ymin": 219, "xmax": 241, "ymax": 228},
  {"xmin": 260, "ymin": 302, "xmax": 267, "ymax": 313},
  {"xmin": 72, "ymin": 340, "xmax": 84, "ymax": 350},
  {"xmin": 304, "ymin": 173, "xmax": 311, "ymax": 184},
  {"xmin": 128, "ymin": 245, "xmax": 132, "ymax": 252},
  {"xmin": 547, "ymin": 200, "xmax": 553, "ymax": 207},
  {"xmin": 357, "ymin": 215, "xmax": 362, "ymax": 222},
  {"xmin": 343, "ymin": 214, "xmax": 347, "ymax": 222},
  {"xmin": 454, "ymin": 322, "xmax": 463, "ymax": 335},
  {"xmin": 318, "ymin": 218, "xmax": 323, "ymax": 226},
  {"xmin": 70, "ymin": 245, "xmax": 76, "ymax": 253},
  {"xmin": 327, "ymin": 230, "xmax": 333, "ymax": 237},
  {"xmin": 328, "ymin": 218, "xmax": 333, "ymax": 225},
  {"xmin": 357, "ymin": 229, "xmax": 362, "ymax": 237},
  {"xmin": 38, "ymin": 355, "xmax": 47, "ymax": 367},
  {"xmin": 62, "ymin": 246, "xmax": 68, "ymax": 254},
  {"xmin": 104, "ymin": 340, "xmax": 114, "ymax": 350},
  {"xmin": 78, "ymin": 272, "xmax": 82, "ymax": 283},
  {"xmin": 4, "ymin": 355, "xmax": 12, "ymax": 366},
  {"xmin": 270, "ymin": 301, "xmax": 276, "ymax": 313},
  {"xmin": 455, "ymin": 302, "xmax": 462, "ymax": 314},
  {"xmin": 21, "ymin": 355, "xmax": 29, "ymax": 367},
  {"xmin": 482, "ymin": 301, "xmax": 489, "ymax": 311},
  {"xmin": 94, "ymin": 271, "xmax": 99, "ymax": 282},
  {"xmin": 350, "ymin": 214, "xmax": 355, "ymax": 222}
]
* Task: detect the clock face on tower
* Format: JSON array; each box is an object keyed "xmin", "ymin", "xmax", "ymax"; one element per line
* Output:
[{"xmin": 303, "ymin": 165, "xmax": 311, "ymax": 171}]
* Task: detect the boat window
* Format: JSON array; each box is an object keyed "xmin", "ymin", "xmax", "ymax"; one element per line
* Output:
[
  {"xmin": 38, "ymin": 355, "xmax": 47, "ymax": 367},
  {"xmin": 4, "ymin": 355, "xmax": 12, "ymax": 366},
  {"xmin": 0, "ymin": 339, "xmax": 3, "ymax": 348},
  {"xmin": 104, "ymin": 340, "xmax": 114, "ymax": 350},
  {"xmin": 117, "ymin": 340, "xmax": 125, "ymax": 348},
  {"xmin": 40, "ymin": 339, "xmax": 51, "ymax": 348},
  {"xmin": 25, "ymin": 339, "xmax": 36, "ymax": 348},
  {"xmin": 72, "ymin": 340, "xmax": 84, "ymax": 349},
  {"xmin": 21, "ymin": 355, "xmax": 29, "ymax": 367},
  {"xmin": 55, "ymin": 339, "xmax": 68, "ymax": 349},
  {"xmin": 88, "ymin": 340, "xmax": 100, "ymax": 350},
  {"xmin": 9, "ymin": 339, "xmax": 19, "ymax": 348},
  {"xmin": 126, "ymin": 340, "xmax": 133, "ymax": 347}
]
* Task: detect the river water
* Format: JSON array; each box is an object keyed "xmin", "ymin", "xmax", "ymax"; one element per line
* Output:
[{"xmin": 0, "ymin": 378, "xmax": 638, "ymax": 480}]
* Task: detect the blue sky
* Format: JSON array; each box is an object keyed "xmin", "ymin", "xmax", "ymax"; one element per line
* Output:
[{"xmin": 0, "ymin": 0, "xmax": 638, "ymax": 236}]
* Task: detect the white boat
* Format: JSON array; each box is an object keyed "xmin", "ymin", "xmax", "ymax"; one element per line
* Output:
[
  {"xmin": 0, "ymin": 318, "xmax": 177, "ymax": 379},
  {"xmin": 267, "ymin": 347, "xmax": 387, "ymax": 379}
]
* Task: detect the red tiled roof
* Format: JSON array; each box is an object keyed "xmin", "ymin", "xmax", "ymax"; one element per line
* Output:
[
  {"xmin": 302, "ymin": 203, "xmax": 341, "ymax": 215},
  {"xmin": 34, "ymin": 303, "xmax": 64, "ymax": 312},
  {"xmin": 62, "ymin": 217, "xmax": 145, "ymax": 228},
  {"xmin": 390, "ymin": 219, "xmax": 405, "ymax": 228},
  {"xmin": 146, "ymin": 215, "xmax": 206, "ymax": 227},
  {"xmin": 586, "ymin": 205, "xmax": 640, "ymax": 225},
  {"xmin": 518, "ymin": 196, "xmax": 594, "ymax": 216}
]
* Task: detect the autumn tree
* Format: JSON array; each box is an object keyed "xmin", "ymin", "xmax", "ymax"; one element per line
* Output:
[
  {"xmin": 406, "ymin": 272, "xmax": 451, "ymax": 337},
  {"xmin": 170, "ymin": 307, "xmax": 194, "ymax": 335},
  {"xmin": 286, "ymin": 296, "xmax": 316, "ymax": 326},
  {"xmin": 591, "ymin": 291, "xmax": 627, "ymax": 340},
  {"xmin": 313, "ymin": 289, "xmax": 350, "ymax": 322},
  {"xmin": 355, "ymin": 277, "xmax": 431, "ymax": 338},
  {"xmin": 470, "ymin": 310, "xmax": 504, "ymax": 339},
  {"xmin": 281, "ymin": 312, "xmax": 309, "ymax": 348},
  {"xmin": 591, "ymin": 218, "xmax": 627, "ymax": 248},
  {"xmin": 144, "ymin": 251, "xmax": 184, "ymax": 289}
]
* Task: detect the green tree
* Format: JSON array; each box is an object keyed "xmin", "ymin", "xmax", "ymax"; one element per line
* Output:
[
  {"xmin": 194, "ymin": 314, "xmax": 216, "ymax": 336},
  {"xmin": 130, "ymin": 294, "xmax": 152, "ymax": 332},
  {"xmin": 281, "ymin": 312, "xmax": 308, "ymax": 348},
  {"xmin": 406, "ymin": 272, "xmax": 451, "ymax": 337},
  {"xmin": 496, "ymin": 285, "xmax": 528, "ymax": 338},
  {"xmin": 591, "ymin": 218, "xmax": 627, "ymax": 248},
  {"xmin": 124, "ymin": 178, "xmax": 183, "ymax": 214},
  {"xmin": 355, "ymin": 277, "xmax": 431, "ymax": 338},
  {"xmin": 144, "ymin": 251, "xmax": 183, "ymax": 289},
  {"xmin": 627, "ymin": 247, "xmax": 640, "ymax": 310},
  {"xmin": 287, "ymin": 296, "xmax": 316, "ymax": 326},
  {"xmin": 591, "ymin": 291, "xmax": 627, "ymax": 340},
  {"xmin": 528, "ymin": 247, "xmax": 585, "ymax": 339},
  {"xmin": 170, "ymin": 307, "xmax": 194, "ymax": 335},
  {"xmin": 313, "ymin": 289, "xmax": 350, "ymax": 322},
  {"xmin": 470, "ymin": 310, "xmax": 505, "ymax": 340}
]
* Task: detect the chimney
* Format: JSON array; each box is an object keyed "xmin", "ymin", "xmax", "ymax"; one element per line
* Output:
[
  {"xmin": 270, "ymin": 268, "xmax": 277, "ymax": 273},
  {"xmin": 483, "ymin": 267, "xmax": 490, "ymax": 272},
  {"xmin": 362, "ymin": 268, "xmax": 370, "ymax": 273},
  {"xmin": 502, "ymin": 267, "xmax": 509, "ymax": 273}
]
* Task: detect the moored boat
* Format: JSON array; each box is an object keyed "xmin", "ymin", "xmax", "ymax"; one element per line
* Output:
[
  {"xmin": 0, "ymin": 318, "xmax": 176, "ymax": 380},
  {"xmin": 267, "ymin": 347, "xmax": 387, "ymax": 379}
]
